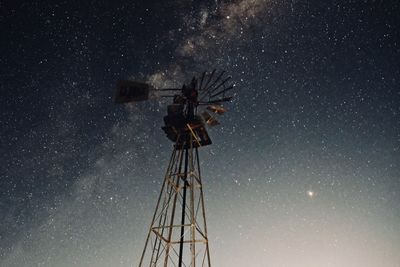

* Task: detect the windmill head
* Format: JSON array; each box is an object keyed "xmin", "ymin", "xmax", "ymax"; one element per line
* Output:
[{"xmin": 115, "ymin": 70, "xmax": 235, "ymax": 148}]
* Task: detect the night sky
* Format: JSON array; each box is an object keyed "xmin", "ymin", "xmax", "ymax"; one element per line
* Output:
[{"xmin": 1, "ymin": 0, "xmax": 400, "ymax": 266}]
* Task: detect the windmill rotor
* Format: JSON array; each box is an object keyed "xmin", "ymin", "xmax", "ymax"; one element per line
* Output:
[
  {"xmin": 115, "ymin": 70, "xmax": 234, "ymax": 104},
  {"xmin": 115, "ymin": 70, "xmax": 235, "ymax": 148}
]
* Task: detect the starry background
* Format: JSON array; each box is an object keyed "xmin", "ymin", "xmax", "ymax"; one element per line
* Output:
[{"xmin": 1, "ymin": 0, "xmax": 399, "ymax": 266}]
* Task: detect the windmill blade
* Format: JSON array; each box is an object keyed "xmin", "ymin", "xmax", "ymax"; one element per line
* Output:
[
  {"xmin": 201, "ymin": 111, "xmax": 220, "ymax": 127},
  {"xmin": 198, "ymin": 71, "xmax": 206, "ymax": 91},
  {"xmin": 210, "ymin": 85, "xmax": 234, "ymax": 99},
  {"xmin": 199, "ymin": 96, "xmax": 233, "ymax": 104},
  {"xmin": 200, "ymin": 69, "xmax": 216, "ymax": 91},
  {"xmin": 199, "ymin": 71, "xmax": 229, "ymax": 101},
  {"xmin": 200, "ymin": 76, "xmax": 232, "ymax": 101},
  {"xmin": 207, "ymin": 76, "xmax": 231, "ymax": 95},
  {"xmin": 202, "ymin": 70, "xmax": 225, "ymax": 94},
  {"xmin": 207, "ymin": 105, "xmax": 227, "ymax": 115}
]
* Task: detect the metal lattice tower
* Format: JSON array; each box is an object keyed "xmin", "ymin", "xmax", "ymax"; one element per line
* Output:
[
  {"xmin": 139, "ymin": 136, "xmax": 211, "ymax": 266},
  {"xmin": 115, "ymin": 70, "xmax": 234, "ymax": 267}
]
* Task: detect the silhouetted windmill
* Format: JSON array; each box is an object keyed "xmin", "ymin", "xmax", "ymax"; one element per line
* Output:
[{"xmin": 116, "ymin": 70, "xmax": 235, "ymax": 267}]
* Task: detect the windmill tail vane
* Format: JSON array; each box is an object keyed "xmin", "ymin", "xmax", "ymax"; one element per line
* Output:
[{"xmin": 115, "ymin": 70, "xmax": 235, "ymax": 267}]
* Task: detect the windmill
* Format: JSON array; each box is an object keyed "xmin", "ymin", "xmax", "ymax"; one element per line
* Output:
[{"xmin": 115, "ymin": 70, "xmax": 235, "ymax": 267}]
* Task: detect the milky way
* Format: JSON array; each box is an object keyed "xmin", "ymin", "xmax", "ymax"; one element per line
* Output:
[{"xmin": 1, "ymin": 1, "xmax": 399, "ymax": 266}]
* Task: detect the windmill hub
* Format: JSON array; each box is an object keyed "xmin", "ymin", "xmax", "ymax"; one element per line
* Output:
[{"xmin": 162, "ymin": 77, "xmax": 211, "ymax": 148}]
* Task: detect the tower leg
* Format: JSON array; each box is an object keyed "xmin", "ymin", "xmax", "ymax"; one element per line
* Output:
[{"xmin": 178, "ymin": 147, "xmax": 188, "ymax": 267}]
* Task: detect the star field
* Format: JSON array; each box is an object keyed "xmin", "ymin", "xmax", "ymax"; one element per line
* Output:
[{"xmin": 1, "ymin": 0, "xmax": 399, "ymax": 266}]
